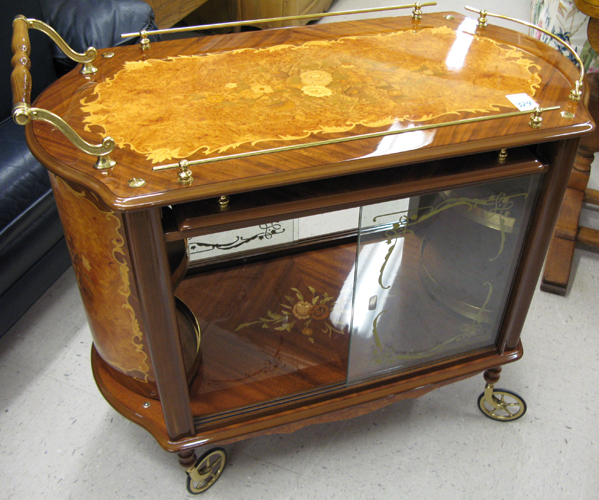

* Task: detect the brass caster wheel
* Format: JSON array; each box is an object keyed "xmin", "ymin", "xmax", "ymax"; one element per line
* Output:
[
  {"xmin": 186, "ymin": 448, "xmax": 227, "ymax": 494},
  {"xmin": 477, "ymin": 385, "xmax": 527, "ymax": 422}
]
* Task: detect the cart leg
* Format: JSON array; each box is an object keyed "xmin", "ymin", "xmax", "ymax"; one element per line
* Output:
[
  {"xmin": 178, "ymin": 449, "xmax": 196, "ymax": 469},
  {"xmin": 477, "ymin": 367, "xmax": 527, "ymax": 421},
  {"xmin": 179, "ymin": 448, "xmax": 227, "ymax": 494}
]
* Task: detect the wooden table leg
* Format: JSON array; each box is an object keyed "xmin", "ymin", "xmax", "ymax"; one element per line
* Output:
[
  {"xmin": 541, "ymin": 72, "xmax": 599, "ymax": 295},
  {"xmin": 123, "ymin": 208, "xmax": 196, "ymax": 441}
]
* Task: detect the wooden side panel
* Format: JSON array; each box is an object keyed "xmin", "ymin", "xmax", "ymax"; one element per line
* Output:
[{"xmin": 49, "ymin": 174, "xmax": 154, "ymax": 384}]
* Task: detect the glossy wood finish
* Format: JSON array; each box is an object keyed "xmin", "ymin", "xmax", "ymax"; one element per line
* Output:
[
  {"xmin": 501, "ymin": 138, "xmax": 581, "ymax": 348},
  {"xmin": 93, "ymin": 339, "xmax": 523, "ymax": 451},
  {"xmin": 166, "ymin": 149, "xmax": 545, "ymax": 240},
  {"xmin": 28, "ymin": 13, "xmax": 592, "ymax": 211},
  {"xmin": 24, "ymin": 12, "xmax": 594, "ymax": 463},
  {"xmin": 122, "ymin": 208, "xmax": 195, "ymax": 440},
  {"xmin": 49, "ymin": 175, "xmax": 153, "ymax": 382},
  {"xmin": 50, "ymin": 175, "xmax": 202, "ymax": 401},
  {"xmin": 10, "ymin": 16, "xmax": 31, "ymax": 111}
]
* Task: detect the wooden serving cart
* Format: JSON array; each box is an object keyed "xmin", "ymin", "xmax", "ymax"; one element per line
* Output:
[{"xmin": 10, "ymin": 4, "xmax": 593, "ymax": 493}]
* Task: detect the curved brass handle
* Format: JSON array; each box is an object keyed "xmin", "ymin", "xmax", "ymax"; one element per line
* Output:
[
  {"xmin": 11, "ymin": 15, "xmax": 115, "ymax": 170},
  {"xmin": 465, "ymin": 6, "xmax": 584, "ymax": 102},
  {"xmin": 13, "ymin": 15, "xmax": 97, "ymax": 76}
]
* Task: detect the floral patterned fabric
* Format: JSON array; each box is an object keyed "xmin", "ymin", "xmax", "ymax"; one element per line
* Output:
[{"xmin": 531, "ymin": 0, "xmax": 599, "ymax": 72}]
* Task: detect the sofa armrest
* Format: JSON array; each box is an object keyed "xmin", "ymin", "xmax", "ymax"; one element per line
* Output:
[{"xmin": 39, "ymin": 0, "xmax": 159, "ymax": 74}]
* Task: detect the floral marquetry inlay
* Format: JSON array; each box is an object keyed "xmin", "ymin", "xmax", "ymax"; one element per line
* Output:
[
  {"xmin": 235, "ymin": 286, "xmax": 345, "ymax": 343},
  {"xmin": 81, "ymin": 26, "xmax": 541, "ymax": 163}
]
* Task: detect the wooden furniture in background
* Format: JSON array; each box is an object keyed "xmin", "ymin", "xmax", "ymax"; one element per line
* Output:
[
  {"xmin": 542, "ymin": 1, "xmax": 599, "ymax": 295},
  {"xmin": 145, "ymin": 0, "xmax": 332, "ymax": 29},
  {"xmin": 12, "ymin": 8, "xmax": 592, "ymax": 493},
  {"xmin": 238, "ymin": 0, "xmax": 334, "ymax": 28},
  {"xmin": 144, "ymin": 0, "xmax": 213, "ymax": 28}
]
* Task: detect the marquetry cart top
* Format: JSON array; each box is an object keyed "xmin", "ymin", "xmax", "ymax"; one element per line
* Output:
[{"xmin": 22, "ymin": 10, "xmax": 593, "ymax": 209}]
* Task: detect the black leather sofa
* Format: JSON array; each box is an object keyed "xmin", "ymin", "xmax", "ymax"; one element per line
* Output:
[{"xmin": 0, "ymin": 0, "xmax": 158, "ymax": 337}]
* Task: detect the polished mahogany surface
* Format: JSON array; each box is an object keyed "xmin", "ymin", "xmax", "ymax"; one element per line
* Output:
[
  {"xmin": 28, "ymin": 12, "xmax": 592, "ymax": 210},
  {"xmin": 19, "ymin": 10, "xmax": 593, "ymax": 455}
]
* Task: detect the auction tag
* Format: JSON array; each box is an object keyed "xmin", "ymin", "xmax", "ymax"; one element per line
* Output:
[{"xmin": 506, "ymin": 93, "xmax": 538, "ymax": 111}]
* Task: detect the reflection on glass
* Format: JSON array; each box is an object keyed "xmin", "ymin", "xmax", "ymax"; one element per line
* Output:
[
  {"xmin": 347, "ymin": 174, "xmax": 541, "ymax": 383},
  {"xmin": 177, "ymin": 174, "xmax": 541, "ymax": 422}
]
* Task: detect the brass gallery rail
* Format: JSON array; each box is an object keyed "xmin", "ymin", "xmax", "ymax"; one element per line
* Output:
[{"xmin": 152, "ymin": 107, "xmax": 561, "ymax": 172}]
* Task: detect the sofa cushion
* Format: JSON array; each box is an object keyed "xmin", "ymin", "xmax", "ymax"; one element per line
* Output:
[
  {"xmin": 0, "ymin": 187, "xmax": 65, "ymax": 298},
  {"xmin": 40, "ymin": 0, "xmax": 159, "ymax": 74},
  {"xmin": 0, "ymin": 117, "xmax": 52, "ymax": 233}
]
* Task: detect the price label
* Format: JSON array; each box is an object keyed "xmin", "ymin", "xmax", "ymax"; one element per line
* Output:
[{"xmin": 506, "ymin": 93, "xmax": 538, "ymax": 111}]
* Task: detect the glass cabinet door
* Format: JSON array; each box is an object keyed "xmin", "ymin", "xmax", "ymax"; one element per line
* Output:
[
  {"xmin": 178, "ymin": 173, "xmax": 541, "ymax": 422},
  {"xmin": 347, "ymin": 174, "xmax": 541, "ymax": 383}
]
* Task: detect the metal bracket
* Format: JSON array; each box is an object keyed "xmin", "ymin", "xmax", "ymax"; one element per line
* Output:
[
  {"xmin": 13, "ymin": 103, "xmax": 116, "ymax": 169},
  {"xmin": 413, "ymin": 2, "xmax": 424, "ymax": 20},
  {"xmin": 152, "ymin": 106, "xmax": 560, "ymax": 180},
  {"xmin": 465, "ymin": 6, "xmax": 584, "ymax": 102},
  {"xmin": 16, "ymin": 16, "xmax": 98, "ymax": 75}
]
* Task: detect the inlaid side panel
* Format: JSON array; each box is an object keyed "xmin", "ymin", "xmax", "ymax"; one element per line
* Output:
[{"xmin": 49, "ymin": 175, "xmax": 153, "ymax": 384}]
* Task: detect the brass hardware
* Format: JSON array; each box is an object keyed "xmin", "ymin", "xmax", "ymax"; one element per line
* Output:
[
  {"xmin": 128, "ymin": 178, "xmax": 146, "ymax": 188},
  {"xmin": 570, "ymin": 80, "xmax": 583, "ymax": 102},
  {"xmin": 186, "ymin": 449, "xmax": 227, "ymax": 494},
  {"xmin": 143, "ymin": 402, "xmax": 151, "ymax": 408},
  {"xmin": 498, "ymin": 148, "xmax": 508, "ymax": 163},
  {"xmin": 12, "ymin": 103, "xmax": 116, "ymax": 169},
  {"xmin": 465, "ymin": 6, "xmax": 584, "ymax": 101},
  {"xmin": 529, "ymin": 107, "xmax": 543, "ymax": 129},
  {"xmin": 175, "ymin": 297, "xmax": 202, "ymax": 354},
  {"xmin": 102, "ymin": 52, "xmax": 115, "ymax": 58},
  {"xmin": 218, "ymin": 196, "xmax": 230, "ymax": 210},
  {"xmin": 561, "ymin": 110, "xmax": 575, "ymax": 119},
  {"xmin": 478, "ymin": 384, "xmax": 526, "ymax": 421},
  {"xmin": 177, "ymin": 160, "xmax": 193, "ymax": 184},
  {"xmin": 95, "ymin": 155, "xmax": 117, "ymax": 170},
  {"xmin": 476, "ymin": 9, "xmax": 488, "ymax": 28},
  {"xmin": 140, "ymin": 30, "xmax": 151, "ymax": 51},
  {"xmin": 121, "ymin": 3, "xmax": 437, "ymax": 39},
  {"xmin": 412, "ymin": 2, "xmax": 423, "ymax": 20},
  {"xmin": 15, "ymin": 16, "xmax": 97, "ymax": 75},
  {"xmin": 444, "ymin": 15, "xmax": 455, "ymax": 20},
  {"xmin": 152, "ymin": 107, "xmax": 560, "ymax": 173}
]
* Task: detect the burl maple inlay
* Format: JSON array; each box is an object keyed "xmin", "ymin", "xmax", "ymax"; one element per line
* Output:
[{"xmin": 81, "ymin": 25, "xmax": 541, "ymax": 163}]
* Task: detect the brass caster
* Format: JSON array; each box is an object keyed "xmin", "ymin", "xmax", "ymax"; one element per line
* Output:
[
  {"xmin": 477, "ymin": 384, "xmax": 527, "ymax": 422},
  {"xmin": 186, "ymin": 448, "xmax": 227, "ymax": 494}
]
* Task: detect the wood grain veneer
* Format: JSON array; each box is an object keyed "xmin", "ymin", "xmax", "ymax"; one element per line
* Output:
[
  {"xmin": 22, "ymin": 10, "xmax": 594, "ymax": 470},
  {"xmin": 27, "ymin": 13, "xmax": 592, "ymax": 211}
]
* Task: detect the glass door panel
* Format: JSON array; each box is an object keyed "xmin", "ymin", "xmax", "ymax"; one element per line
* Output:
[
  {"xmin": 347, "ymin": 174, "xmax": 542, "ymax": 383},
  {"xmin": 179, "ymin": 222, "xmax": 357, "ymax": 422},
  {"xmin": 179, "ymin": 172, "xmax": 541, "ymax": 422}
]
